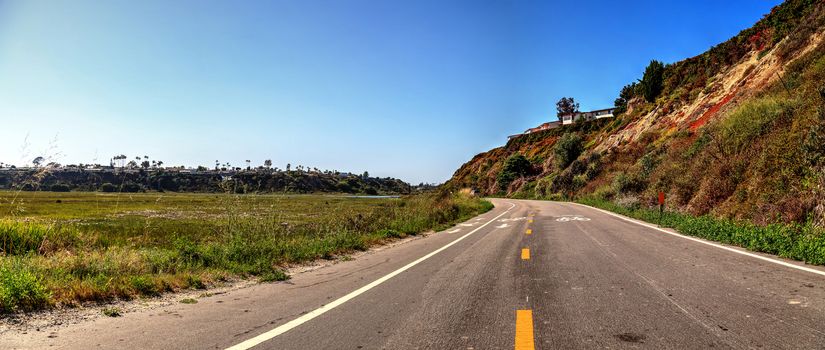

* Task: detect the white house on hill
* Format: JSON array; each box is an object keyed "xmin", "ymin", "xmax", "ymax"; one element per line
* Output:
[
  {"xmin": 508, "ymin": 107, "xmax": 616, "ymax": 141},
  {"xmin": 560, "ymin": 107, "xmax": 616, "ymax": 125}
]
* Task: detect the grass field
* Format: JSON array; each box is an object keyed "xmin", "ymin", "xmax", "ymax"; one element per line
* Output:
[{"xmin": 0, "ymin": 190, "xmax": 492, "ymax": 313}]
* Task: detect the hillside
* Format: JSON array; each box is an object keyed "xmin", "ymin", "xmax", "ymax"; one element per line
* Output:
[{"xmin": 448, "ymin": 0, "xmax": 825, "ymax": 226}]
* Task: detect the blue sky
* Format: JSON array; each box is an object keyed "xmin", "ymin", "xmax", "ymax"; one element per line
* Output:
[{"xmin": 0, "ymin": 0, "xmax": 780, "ymax": 184}]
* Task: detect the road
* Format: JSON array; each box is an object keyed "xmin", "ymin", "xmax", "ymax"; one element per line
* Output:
[{"xmin": 6, "ymin": 199, "xmax": 825, "ymax": 349}]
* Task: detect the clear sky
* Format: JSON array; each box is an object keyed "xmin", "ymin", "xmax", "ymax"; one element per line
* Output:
[{"xmin": 0, "ymin": 0, "xmax": 781, "ymax": 184}]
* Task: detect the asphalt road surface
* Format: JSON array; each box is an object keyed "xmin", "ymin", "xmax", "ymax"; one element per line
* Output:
[{"xmin": 7, "ymin": 199, "xmax": 825, "ymax": 349}]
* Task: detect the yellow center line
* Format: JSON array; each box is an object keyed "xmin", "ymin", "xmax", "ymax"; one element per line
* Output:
[
  {"xmin": 526, "ymin": 229, "xmax": 532, "ymax": 235},
  {"xmin": 515, "ymin": 310, "xmax": 535, "ymax": 350},
  {"xmin": 521, "ymin": 248, "xmax": 530, "ymax": 260},
  {"xmin": 528, "ymin": 219, "xmax": 533, "ymax": 223}
]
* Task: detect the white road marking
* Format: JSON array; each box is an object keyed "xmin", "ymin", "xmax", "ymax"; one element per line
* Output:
[
  {"xmin": 224, "ymin": 202, "xmax": 517, "ymax": 350},
  {"xmin": 555, "ymin": 216, "xmax": 590, "ymax": 222},
  {"xmin": 495, "ymin": 224, "xmax": 510, "ymax": 229},
  {"xmin": 570, "ymin": 202, "xmax": 825, "ymax": 278},
  {"xmin": 498, "ymin": 217, "xmax": 527, "ymax": 222},
  {"xmin": 447, "ymin": 229, "xmax": 462, "ymax": 233},
  {"xmin": 459, "ymin": 223, "xmax": 475, "ymax": 227}
]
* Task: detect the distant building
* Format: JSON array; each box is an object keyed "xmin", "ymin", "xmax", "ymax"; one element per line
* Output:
[
  {"xmin": 509, "ymin": 107, "xmax": 615, "ymax": 140},
  {"xmin": 560, "ymin": 108, "xmax": 615, "ymax": 125},
  {"xmin": 509, "ymin": 121, "xmax": 562, "ymax": 140},
  {"xmin": 525, "ymin": 121, "xmax": 561, "ymax": 134}
]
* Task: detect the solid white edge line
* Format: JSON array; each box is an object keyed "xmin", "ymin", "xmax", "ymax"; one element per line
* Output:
[
  {"xmin": 225, "ymin": 201, "xmax": 517, "ymax": 350},
  {"xmin": 568, "ymin": 202, "xmax": 825, "ymax": 278}
]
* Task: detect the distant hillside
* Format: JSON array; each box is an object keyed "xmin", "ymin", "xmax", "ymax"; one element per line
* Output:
[
  {"xmin": 0, "ymin": 168, "xmax": 412, "ymax": 195},
  {"xmin": 448, "ymin": 0, "xmax": 825, "ymax": 226}
]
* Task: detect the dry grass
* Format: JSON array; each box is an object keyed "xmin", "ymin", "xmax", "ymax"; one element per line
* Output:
[{"xmin": 0, "ymin": 191, "xmax": 492, "ymax": 312}]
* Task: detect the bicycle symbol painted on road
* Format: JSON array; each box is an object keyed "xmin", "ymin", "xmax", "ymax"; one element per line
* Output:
[{"xmin": 555, "ymin": 216, "xmax": 590, "ymax": 222}]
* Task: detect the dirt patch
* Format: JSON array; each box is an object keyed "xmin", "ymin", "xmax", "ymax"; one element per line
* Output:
[{"xmin": 690, "ymin": 90, "xmax": 737, "ymax": 131}]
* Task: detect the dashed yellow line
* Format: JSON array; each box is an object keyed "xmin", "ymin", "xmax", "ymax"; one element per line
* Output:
[
  {"xmin": 526, "ymin": 229, "xmax": 532, "ymax": 235},
  {"xmin": 521, "ymin": 248, "xmax": 530, "ymax": 260},
  {"xmin": 515, "ymin": 310, "xmax": 535, "ymax": 350},
  {"xmin": 528, "ymin": 219, "xmax": 533, "ymax": 223}
]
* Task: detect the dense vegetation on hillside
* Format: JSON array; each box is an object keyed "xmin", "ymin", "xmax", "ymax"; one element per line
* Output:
[
  {"xmin": 0, "ymin": 168, "xmax": 412, "ymax": 195},
  {"xmin": 448, "ymin": 0, "xmax": 825, "ymax": 227}
]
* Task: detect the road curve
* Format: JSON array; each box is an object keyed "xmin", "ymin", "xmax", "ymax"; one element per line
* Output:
[{"xmin": 6, "ymin": 199, "xmax": 825, "ymax": 349}]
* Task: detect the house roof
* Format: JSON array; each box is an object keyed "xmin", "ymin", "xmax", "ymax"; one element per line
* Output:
[{"xmin": 587, "ymin": 107, "xmax": 615, "ymax": 113}]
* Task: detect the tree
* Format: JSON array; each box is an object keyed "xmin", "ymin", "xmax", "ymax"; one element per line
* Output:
[
  {"xmin": 553, "ymin": 133, "xmax": 584, "ymax": 170},
  {"xmin": 613, "ymin": 82, "xmax": 638, "ymax": 116},
  {"xmin": 32, "ymin": 156, "xmax": 45, "ymax": 167},
  {"xmin": 362, "ymin": 171, "xmax": 369, "ymax": 179},
  {"xmin": 640, "ymin": 60, "xmax": 665, "ymax": 103},
  {"xmin": 497, "ymin": 154, "xmax": 532, "ymax": 191},
  {"xmin": 100, "ymin": 183, "xmax": 118, "ymax": 192},
  {"xmin": 264, "ymin": 159, "xmax": 272, "ymax": 169},
  {"xmin": 141, "ymin": 161, "xmax": 151, "ymax": 169},
  {"xmin": 556, "ymin": 97, "xmax": 580, "ymax": 121},
  {"xmin": 113, "ymin": 154, "xmax": 128, "ymax": 168},
  {"xmin": 496, "ymin": 154, "xmax": 533, "ymax": 191}
]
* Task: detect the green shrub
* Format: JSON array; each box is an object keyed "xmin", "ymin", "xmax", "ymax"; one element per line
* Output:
[
  {"xmin": 0, "ymin": 221, "xmax": 77, "ymax": 255},
  {"xmin": 641, "ymin": 60, "xmax": 665, "ymax": 102},
  {"xmin": 715, "ymin": 96, "xmax": 793, "ymax": 156},
  {"xmin": 100, "ymin": 183, "xmax": 118, "ymax": 192},
  {"xmin": 102, "ymin": 307, "xmax": 122, "ymax": 317},
  {"xmin": 550, "ymin": 169, "xmax": 574, "ymax": 194},
  {"xmin": 803, "ymin": 88, "xmax": 825, "ymax": 167},
  {"xmin": 572, "ymin": 174, "xmax": 588, "ymax": 191},
  {"xmin": 186, "ymin": 274, "xmax": 206, "ymax": 289},
  {"xmin": 613, "ymin": 83, "xmax": 638, "ymax": 116},
  {"xmin": 377, "ymin": 229, "xmax": 405, "ymax": 239},
  {"xmin": 612, "ymin": 172, "xmax": 646, "ymax": 194},
  {"xmin": 553, "ymin": 133, "xmax": 584, "ymax": 170},
  {"xmin": 497, "ymin": 154, "xmax": 532, "ymax": 191},
  {"xmin": 50, "ymin": 183, "xmax": 71, "ymax": 192},
  {"xmin": 579, "ymin": 198, "xmax": 825, "ymax": 267},
  {"xmin": 0, "ymin": 221, "xmax": 48, "ymax": 255},
  {"xmin": 640, "ymin": 153, "xmax": 659, "ymax": 177},
  {"xmin": 0, "ymin": 262, "xmax": 49, "ymax": 313},
  {"xmin": 130, "ymin": 275, "xmax": 160, "ymax": 296},
  {"xmin": 584, "ymin": 153, "xmax": 603, "ymax": 180},
  {"xmin": 258, "ymin": 269, "xmax": 289, "ymax": 282}
]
